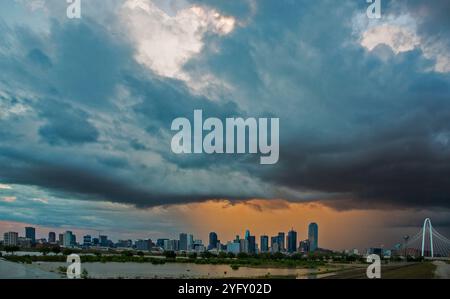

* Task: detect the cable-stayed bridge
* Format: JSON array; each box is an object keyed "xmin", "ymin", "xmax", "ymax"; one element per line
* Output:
[{"xmin": 401, "ymin": 218, "xmax": 450, "ymax": 259}]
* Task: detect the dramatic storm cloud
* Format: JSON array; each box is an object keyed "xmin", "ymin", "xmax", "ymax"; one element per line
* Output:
[{"xmin": 1, "ymin": 0, "xmax": 450, "ymax": 221}]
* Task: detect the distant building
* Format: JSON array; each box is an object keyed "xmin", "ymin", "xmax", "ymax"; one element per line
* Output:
[
  {"xmin": 209, "ymin": 232, "xmax": 218, "ymax": 250},
  {"xmin": 48, "ymin": 232, "xmax": 56, "ymax": 244},
  {"xmin": 18, "ymin": 237, "xmax": 32, "ymax": 248},
  {"xmin": 193, "ymin": 242, "xmax": 205, "ymax": 252},
  {"xmin": 63, "ymin": 231, "xmax": 73, "ymax": 247},
  {"xmin": 25, "ymin": 227, "xmax": 36, "ymax": 244},
  {"xmin": 345, "ymin": 248, "xmax": 359, "ymax": 255},
  {"xmin": 188, "ymin": 235, "xmax": 194, "ymax": 251},
  {"xmin": 117, "ymin": 240, "xmax": 132, "ymax": 248},
  {"xmin": 367, "ymin": 248, "xmax": 383, "ymax": 256},
  {"xmin": 3, "ymin": 232, "xmax": 18, "ymax": 246},
  {"xmin": 278, "ymin": 232, "xmax": 285, "ymax": 251},
  {"xmin": 179, "ymin": 233, "xmax": 188, "ymax": 251},
  {"xmin": 226, "ymin": 241, "xmax": 240, "ymax": 254},
  {"xmin": 83, "ymin": 235, "xmax": 92, "ymax": 247},
  {"xmin": 135, "ymin": 239, "xmax": 152, "ymax": 251},
  {"xmin": 99, "ymin": 235, "xmax": 108, "ymax": 247},
  {"xmin": 260, "ymin": 235, "xmax": 269, "ymax": 253},
  {"xmin": 58, "ymin": 233, "xmax": 64, "ymax": 245},
  {"xmin": 248, "ymin": 235, "xmax": 256, "ymax": 254},
  {"xmin": 107, "ymin": 240, "xmax": 114, "ymax": 248},
  {"xmin": 71, "ymin": 234, "xmax": 76, "ymax": 246},
  {"xmin": 162, "ymin": 239, "xmax": 179, "ymax": 251},
  {"xmin": 163, "ymin": 239, "xmax": 171, "ymax": 251},
  {"xmin": 287, "ymin": 229, "xmax": 297, "ymax": 253},
  {"xmin": 271, "ymin": 242, "xmax": 280, "ymax": 253},
  {"xmin": 245, "ymin": 230, "xmax": 250, "ymax": 240},
  {"xmin": 171, "ymin": 239, "xmax": 180, "ymax": 251},
  {"xmin": 271, "ymin": 236, "xmax": 280, "ymax": 253},
  {"xmin": 299, "ymin": 239, "xmax": 310, "ymax": 253},
  {"xmin": 240, "ymin": 238, "xmax": 249, "ymax": 253},
  {"xmin": 308, "ymin": 223, "xmax": 318, "ymax": 252},
  {"xmin": 92, "ymin": 237, "xmax": 99, "ymax": 246},
  {"xmin": 156, "ymin": 238, "xmax": 169, "ymax": 249},
  {"xmin": 36, "ymin": 238, "xmax": 47, "ymax": 245}
]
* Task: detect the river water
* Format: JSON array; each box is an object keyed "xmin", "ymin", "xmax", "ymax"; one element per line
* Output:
[{"xmin": 33, "ymin": 261, "xmax": 326, "ymax": 279}]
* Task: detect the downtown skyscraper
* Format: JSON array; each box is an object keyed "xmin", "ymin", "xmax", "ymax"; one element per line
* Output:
[
  {"xmin": 308, "ymin": 223, "xmax": 319, "ymax": 252},
  {"xmin": 287, "ymin": 229, "xmax": 297, "ymax": 253}
]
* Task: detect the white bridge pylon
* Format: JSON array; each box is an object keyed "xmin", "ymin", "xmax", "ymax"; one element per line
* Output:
[
  {"xmin": 403, "ymin": 218, "xmax": 450, "ymax": 258},
  {"xmin": 421, "ymin": 218, "xmax": 433, "ymax": 258}
]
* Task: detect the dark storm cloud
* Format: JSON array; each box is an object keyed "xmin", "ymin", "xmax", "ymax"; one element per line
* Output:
[
  {"xmin": 38, "ymin": 100, "xmax": 99, "ymax": 145},
  {"xmin": 0, "ymin": 9, "xmax": 256, "ymax": 206},
  {"xmin": 0, "ymin": 145, "xmax": 237, "ymax": 207},
  {"xmin": 0, "ymin": 0, "xmax": 450, "ymax": 211},
  {"xmin": 186, "ymin": 0, "xmax": 450, "ymax": 209}
]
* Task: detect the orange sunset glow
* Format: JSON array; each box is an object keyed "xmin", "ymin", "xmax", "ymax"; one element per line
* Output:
[{"xmin": 175, "ymin": 200, "xmax": 425, "ymax": 250}]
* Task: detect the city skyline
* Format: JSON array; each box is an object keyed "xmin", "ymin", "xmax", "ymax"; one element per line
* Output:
[
  {"xmin": 1, "ymin": 200, "xmax": 449, "ymax": 252},
  {"xmin": 2, "ymin": 223, "xmax": 320, "ymax": 249},
  {"xmin": 2, "ymin": 216, "xmax": 445, "ymax": 255},
  {"xmin": 5, "ymin": 220, "xmax": 448, "ymax": 259},
  {"xmin": 1, "ymin": 222, "xmax": 329, "ymax": 255}
]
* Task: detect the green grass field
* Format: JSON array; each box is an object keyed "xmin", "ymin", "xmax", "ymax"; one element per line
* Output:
[{"xmin": 382, "ymin": 262, "xmax": 437, "ymax": 279}]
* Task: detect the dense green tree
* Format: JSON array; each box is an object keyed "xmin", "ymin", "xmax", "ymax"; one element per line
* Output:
[
  {"xmin": 4, "ymin": 246, "xmax": 20, "ymax": 255},
  {"xmin": 164, "ymin": 251, "xmax": 176, "ymax": 259}
]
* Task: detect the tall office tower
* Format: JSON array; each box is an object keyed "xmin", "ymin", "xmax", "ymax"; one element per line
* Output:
[
  {"xmin": 63, "ymin": 231, "xmax": 73, "ymax": 247},
  {"xmin": 287, "ymin": 229, "xmax": 298, "ymax": 253},
  {"xmin": 208, "ymin": 232, "xmax": 218, "ymax": 250},
  {"xmin": 179, "ymin": 233, "xmax": 188, "ymax": 251},
  {"xmin": 270, "ymin": 236, "xmax": 279, "ymax": 252},
  {"xmin": 58, "ymin": 233, "xmax": 64, "ymax": 245},
  {"xmin": 163, "ymin": 239, "xmax": 171, "ymax": 251},
  {"xmin": 48, "ymin": 232, "xmax": 56, "ymax": 244},
  {"xmin": 247, "ymin": 235, "xmax": 256, "ymax": 254},
  {"xmin": 188, "ymin": 234, "xmax": 194, "ymax": 251},
  {"xmin": 245, "ymin": 230, "xmax": 250, "ymax": 240},
  {"xmin": 3, "ymin": 232, "xmax": 19, "ymax": 246},
  {"xmin": 308, "ymin": 223, "xmax": 319, "ymax": 252},
  {"xmin": 260, "ymin": 235, "xmax": 269, "ymax": 253},
  {"xmin": 278, "ymin": 232, "xmax": 285, "ymax": 251},
  {"xmin": 25, "ymin": 227, "xmax": 36, "ymax": 243},
  {"xmin": 239, "ymin": 238, "xmax": 249, "ymax": 253}
]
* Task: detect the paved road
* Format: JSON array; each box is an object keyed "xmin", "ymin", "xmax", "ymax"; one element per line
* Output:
[{"xmin": 0, "ymin": 258, "xmax": 62, "ymax": 279}]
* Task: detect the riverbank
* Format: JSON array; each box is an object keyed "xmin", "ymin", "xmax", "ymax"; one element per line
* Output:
[{"xmin": 0, "ymin": 258, "xmax": 62, "ymax": 279}]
